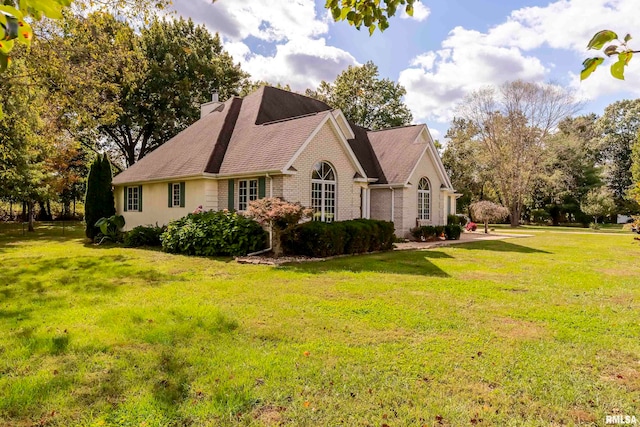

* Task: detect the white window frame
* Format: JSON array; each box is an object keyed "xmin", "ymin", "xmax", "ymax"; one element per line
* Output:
[
  {"xmin": 127, "ymin": 186, "xmax": 140, "ymax": 212},
  {"xmin": 238, "ymin": 179, "xmax": 258, "ymax": 211},
  {"xmin": 172, "ymin": 183, "xmax": 181, "ymax": 207},
  {"xmin": 418, "ymin": 177, "xmax": 430, "ymax": 221},
  {"xmin": 311, "ymin": 161, "xmax": 337, "ymax": 222}
]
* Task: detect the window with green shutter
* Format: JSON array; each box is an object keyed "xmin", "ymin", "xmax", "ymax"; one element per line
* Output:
[
  {"xmin": 227, "ymin": 179, "xmax": 234, "ymax": 210},
  {"xmin": 168, "ymin": 182, "xmax": 186, "ymax": 208}
]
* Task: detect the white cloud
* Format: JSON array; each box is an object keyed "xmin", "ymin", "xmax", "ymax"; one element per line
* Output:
[
  {"xmin": 172, "ymin": 0, "xmax": 327, "ymax": 42},
  {"xmin": 171, "ymin": 0, "xmax": 358, "ymax": 91},
  {"xmin": 232, "ymin": 38, "xmax": 358, "ymax": 91},
  {"xmin": 400, "ymin": 28, "xmax": 547, "ymax": 123},
  {"xmin": 401, "ymin": 1, "xmax": 430, "ymax": 22},
  {"xmin": 399, "ymin": 0, "xmax": 640, "ymax": 123}
]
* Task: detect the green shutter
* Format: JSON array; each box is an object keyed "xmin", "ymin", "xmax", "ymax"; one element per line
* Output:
[
  {"xmin": 124, "ymin": 186, "xmax": 128, "ymax": 212},
  {"xmin": 180, "ymin": 182, "xmax": 185, "ymax": 207},
  {"xmin": 258, "ymin": 177, "xmax": 266, "ymax": 198},
  {"xmin": 227, "ymin": 179, "xmax": 235, "ymax": 210},
  {"xmin": 168, "ymin": 183, "xmax": 173, "ymax": 208},
  {"xmin": 138, "ymin": 185, "xmax": 143, "ymax": 212}
]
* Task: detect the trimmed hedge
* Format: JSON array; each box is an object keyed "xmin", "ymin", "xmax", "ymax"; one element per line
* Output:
[
  {"xmin": 282, "ymin": 219, "xmax": 395, "ymax": 257},
  {"xmin": 412, "ymin": 224, "xmax": 462, "ymax": 241},
  {"xmin": 124, "ymin": 225, "xmax": 166, "ymax": 247},
  {"xmin": 161, "ymin": 211, "xmax": 267, "ymax": 256},
  {"xmin": 444, "ymin": 224, "xmax": 462, "ymax": 240},
  {"xmin": 410, "ymin": 225, "xmax": 444, "ymax": 241}
]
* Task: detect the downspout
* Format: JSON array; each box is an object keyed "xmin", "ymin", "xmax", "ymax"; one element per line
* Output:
[
  {"xmin": 247, "ymin": 173, "xmax": 273, "ymax": 257},
  {"xmin": 390, "ymin": 187, "xmax": 395, "ymax": 223}
]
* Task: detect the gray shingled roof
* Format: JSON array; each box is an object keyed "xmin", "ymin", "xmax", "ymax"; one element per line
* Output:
[
  {"xmin": 368, "ymin": 125, "xmax": 426, "ymax": 184},
  {"xmin": 112, "ymin": 97, "xmax": 236, "ymax": 184},
  {"xmin": 218, "ymin": 88, "xmax": 330, "ymax": 175},
  {"xmin": 112, "ymin": 86, "xmax": 432, "ymax": 187}
]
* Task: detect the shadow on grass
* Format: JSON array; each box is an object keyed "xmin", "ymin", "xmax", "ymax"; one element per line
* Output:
[
  {"xmin": 455, "ymin": 240, "xmax": 551, "ymax": 254},
  {"xmin": 280, "ymin": 250, "xmax": 451, "ymax": 277}
]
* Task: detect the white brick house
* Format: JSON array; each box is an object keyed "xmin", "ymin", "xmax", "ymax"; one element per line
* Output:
[{"xmin": 112, "ymin": 86, "xmax": 458, "ymax": 238}]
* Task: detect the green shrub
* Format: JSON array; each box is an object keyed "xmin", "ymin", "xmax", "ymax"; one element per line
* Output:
[
  {"xmin": 530, "ymin": 209, "xmax": 550, "ymax": 224},
  {"xmin": 282, "ymin": 219, "xmax": 394, "ymax": 257},
  {"xmin": 444, "ymin": 224, "xmax": 462, "ymax": 240},
  {"xmin": 161, "ymin": 211, "xmax": 267, "ymax": 257},
  {"xmin": 124, "ymin": 225, "xmax": 166, "ymax": 247},
  {"xmin": 447, "ymin": 214, "xmax": 468, "ymax": 227},
  {"xmin": 410, "ymin": 225, "xmax": 437, "ymax": 241}
]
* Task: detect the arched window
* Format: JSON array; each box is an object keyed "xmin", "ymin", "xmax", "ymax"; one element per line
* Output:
[
  {"xmin": 418, "ymin": 177, "xmax": 430, "ymax": 220},
  {"xmin": 311, "ymin": 161, "xmax": 336, "ymax": 222}
]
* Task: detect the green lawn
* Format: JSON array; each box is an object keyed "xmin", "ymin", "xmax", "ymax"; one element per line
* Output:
[
  {"xmin": 491, "ymin": 223, "xmax": 628, "ymax": 234},
  {"xmin": 1, "ymin": 223, "xmax": 639, "ymax": 426}
]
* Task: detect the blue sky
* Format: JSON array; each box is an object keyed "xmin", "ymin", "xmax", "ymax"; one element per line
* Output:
[{"xmin": 172, "ymin": 0, "xmax": 640, "ymax": 139}]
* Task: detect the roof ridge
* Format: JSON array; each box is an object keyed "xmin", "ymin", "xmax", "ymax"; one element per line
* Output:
[
  {"xmin": 260, "ymin": 111, "xmax": 324, "ymax": 126},
  {"xmin": 368, "ymin": 124, "xmax": 423, "ymax": 132}
]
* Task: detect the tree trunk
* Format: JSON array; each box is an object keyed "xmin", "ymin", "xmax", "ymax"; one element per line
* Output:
[
  {"xmin": 272, "ymin": 227, "xmax": 283, "ymax": 257},
  {"xmin": 22, "ymin": 201, "xmax": 26, "ymax": 221},
  {"xmin": 510, "ymin": 205, "xmax": 521, "ymax": 227},
  {"xmin": 37, "ymin": 201, "xmax": 53, "ymax": 221},
  {"xmin": 27, "ymin": 200, "xmax": 35, "ymax": 232},
  {"xmin": 9, "ymin": 201, "xmax": 13, "ymax": 220},
  {"xmin": 47, "ymin": 200, "xmax": 52, "ymax": 220},
  {"xmin": 484, "ymin": 221, "xmax": 489, "ymax": 234}
]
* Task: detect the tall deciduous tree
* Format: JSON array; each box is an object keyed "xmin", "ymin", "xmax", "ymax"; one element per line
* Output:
[
  {"xmin": 532, "ymin": 115, "xmax": 602, "ymax": 225},
  {"xmin": 306, "ymin": 61, "xmax": 412, "ymax": 130},
  {"xmin": 99, "ymin": 17, "xmax": 247, "ymax": 167},
  {"xmin": 629, "ymin": 132, "xmax": 640, "ymax": 205},
  {"xmin": 0, "ymin": 57, "xmax": 52, "ymax": 231},
  {"xmin": 595, "ymin": 99, "xmax": 640, "ymax": 214},
  {"xmin": 442, "ymin": 117, "xmax": 490, "ymax": 214},
  {"xmin": 458, "ymin": 80, "xmax": 579, "ymax": 226},
  {"xmin": 37, "ymin": 13, "xmax": 248, "ymax": 168}
]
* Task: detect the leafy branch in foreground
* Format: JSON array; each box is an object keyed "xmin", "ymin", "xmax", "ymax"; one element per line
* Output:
[
  {"xmin": 325, "ymin": 0, "xmax": 416, "ymax": 35},
  {"xmin": 0, "ymin": 0, "xmax": 70, "ymax": 72},
  {"xmin": 581, "ymin": 30, "xmax": 638, "ymax": 81}
]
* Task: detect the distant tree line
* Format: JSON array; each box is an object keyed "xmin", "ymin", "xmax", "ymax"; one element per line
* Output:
[{"xmin": 443, "ymin": 84, "xmax": 640, "ymax": 226}]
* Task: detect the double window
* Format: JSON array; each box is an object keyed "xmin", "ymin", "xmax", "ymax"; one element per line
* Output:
[
  {"xmin": 238, "ymin": 179, "xmax": 258, "ymax": 211},
  {"xmin": 125, "ymin": 186, "xmax": 142, "ymax": 212},
  {"xmin": 417, "ymin": 177, "xmax": 430, "ymax": 220},
  {"xmin": 311, "ymin": 161, "xmax": 336, "ymax": 222}
]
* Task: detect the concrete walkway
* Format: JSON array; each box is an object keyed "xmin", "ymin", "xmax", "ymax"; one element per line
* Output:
[{"xmin": 394, "ymin": 231, "xmax": 533, "ymax": 251}]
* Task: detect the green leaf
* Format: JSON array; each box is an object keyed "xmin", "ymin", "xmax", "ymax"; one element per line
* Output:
[
  {"xmin": 587, "ymin": 30, "xmax": 618, "ymax": 50},
  {"xmin": 25, "ymin": 0, "xmax": 64, "ymax": 19},
  {"xmin": 16, "ymin": 20, "xmax": 32, "ymax": 46},
  {"xmin": 0, "ymin": 38, "xmax": 14, "ymax": 54},
  {"xmin": 610, "ymin": 51, "xmax": 633, "ymax": 80},
  {"xmin": 604, "ymin": 45, "xmax": 618, "ymax": 56},
  {"xmin": 331, "ymin": 6, "xmax": 341, "ymax": 20},
  {"xmin": 0, "ymin": 104, "xmax": 3, "ymax": 120},
  {"xmin": 624, "ymin": 33, "xmax": 632, "ymax": 42},
  {"xmin": 611, "ymin": 58, "xmax": 625, "ymax": 80},
  {"xmin": 0, "ymin": 5, "xmax": 23, "ymax": 19},
  {"xmin": 368, "ymin": 24, "xmax": 375, "ymax": 36},
  {"xmin": 339, "ymin": 6, "xmax": 350, "ymax": 20},
  {"xmin": 405, "ymin": 4, "xmax": 414, "ymax": 17},
  {"xmin": 580, "ymin": 57, "xmax": 604, "ymax": 80}
]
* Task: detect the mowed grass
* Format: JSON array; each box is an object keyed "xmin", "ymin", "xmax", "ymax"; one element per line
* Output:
[{"xmin": 1, "ymin": 223, "xmax": 639, "ymax": 426}]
